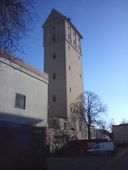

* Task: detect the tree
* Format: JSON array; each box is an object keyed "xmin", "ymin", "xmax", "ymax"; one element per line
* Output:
[
  {"xmin": 0, "ymin": 0, "xmax": 32, "ymax": 53},
  {"xmin": 120, "ymin": 118, "xmax": 128, "ymax": 124},
  {"xmin": 107, "ymin": 118, "xmax": 115, "ymax": 132},
  {"xmin": 71, "ymin": 91, "xmax": 107, "ymax": 139}
]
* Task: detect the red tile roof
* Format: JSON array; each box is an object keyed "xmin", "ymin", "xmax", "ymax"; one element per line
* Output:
[{"xmin": 0, "ymin": 50, "xmax": 48, "ymax": 80}]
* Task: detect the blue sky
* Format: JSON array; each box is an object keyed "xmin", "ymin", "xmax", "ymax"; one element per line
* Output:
[{"xmin": 16, "ymin": 0, "xmax": 128, "ymax": 124}]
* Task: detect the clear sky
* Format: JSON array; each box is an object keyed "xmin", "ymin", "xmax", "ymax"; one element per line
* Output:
[{"xmin": 16, "ymin": 0, "xmax": 128, "ymax": 124}]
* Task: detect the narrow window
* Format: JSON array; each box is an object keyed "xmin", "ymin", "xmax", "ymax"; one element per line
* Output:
[
  {"xmin": 15, "ymin": 93, "xmax": 26, "ymax": 109},
  {"xmin": 64, "ymin": 122, "xmax": 67, "ymax": 129},
  {"xmin": 80, "ymin": 47, "xmax": 81, "ymax": 53},
  {"xmin": 73, "ymin": 40, "xmax": 75, "ymax": 45},
  {"xmin": 80, "ymin": 74, "xmax": 81, "ymax": 78},
  {"xmin": 78, "ymin": 45, "xmax": 81, "ymax": 53},
  {"xmin": 70, "ymin": 87, "xmax": 71, "ymax": 92},
  {"xmin": 52, "ymin": 33, "xmax": 56, "ymax": 42},
  {"xmin": 53, "ymin": 119, "xmax": 56, "ymax": 127},
  {"xmin": 69, "ymin": 66, "xmax": 71, "ymax": 70},
  {"xmin": 53, "ymin": 95, "xmax": 56, "ymax": 102},
  {"xmin": 53, "ymin": 53, "xmax": 56, "ymax": 59},
  {"xmin": 68, "ymin": 34, "xmax": 70, "ymax": 39},
  {"xmin": 53, "ymin": 73, "xmax": 56, "ymax": 80}
]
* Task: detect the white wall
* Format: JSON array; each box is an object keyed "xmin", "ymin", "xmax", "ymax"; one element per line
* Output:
[{"xmin": 0, "ymin": 57, "xmax": 48, "ymax": 127}]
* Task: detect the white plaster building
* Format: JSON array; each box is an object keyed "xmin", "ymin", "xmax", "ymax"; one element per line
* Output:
[
  {"xmin": 0, "ymin": 51, "xmax": 48, "ymax": 127},
  {"xmin": 43, "ymin": 9, "xmax": 84, "ymax": 136}
]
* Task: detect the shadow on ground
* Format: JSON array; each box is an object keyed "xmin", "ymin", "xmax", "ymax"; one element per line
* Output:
[{"xmin": 0, "ymin": 124, "xmax": 48, "ymax": 170}]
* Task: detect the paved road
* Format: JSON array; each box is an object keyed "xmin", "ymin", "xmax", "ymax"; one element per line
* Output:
[
  {"xmin": 47, "ymin": 148, "xmax": 128, "ymax": 170},
  {"xmin": 47, "ymin": 156, "xmax": 111, "ymax": 170}
]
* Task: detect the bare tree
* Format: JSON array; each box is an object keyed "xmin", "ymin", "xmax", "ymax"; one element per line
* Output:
[
  {"xmin": 107, "ymin": 118, "xmax": 115, "ymax": 132},
  {"xmin": 71, "ymin": 91, "xmax": 107, "ymax": 139},
  {"xmin": 97, "ymin": 119, "xmax": 107, "ymax": 130},
  {"xmin": 0, "ymin": 0, "xmax": 32, "ymax": 53},
  {"xmin": 120, "ymin": 118, "xmax": 128, "ymax": 124}
]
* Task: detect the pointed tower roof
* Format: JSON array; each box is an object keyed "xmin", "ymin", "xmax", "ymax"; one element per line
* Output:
[
  {"xmin": 43, "ymin": 8, "xmax": 64, "ymax": 27},
  {"xmin": 43, "ymin": 9, "xmax": 83, "ymax": 38}
]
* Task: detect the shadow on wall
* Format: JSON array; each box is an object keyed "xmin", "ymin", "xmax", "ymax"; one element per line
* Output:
[
  {"xmin": 0, "ymin": 112, "xmax": 43, "ymax": 126},
  {"xmin": 0, "ymin": 112, "xmax": 48, "ymax": 170}
]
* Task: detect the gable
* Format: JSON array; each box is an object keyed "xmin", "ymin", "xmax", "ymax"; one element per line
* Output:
[{"xmin": 43, "ymin": 9, "xmax": 64, "ymax": 27}]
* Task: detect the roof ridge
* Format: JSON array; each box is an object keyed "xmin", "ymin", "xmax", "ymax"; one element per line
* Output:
[{"xmin": 0, "ymin": 50, "xmax": 48, "ymax": 80}]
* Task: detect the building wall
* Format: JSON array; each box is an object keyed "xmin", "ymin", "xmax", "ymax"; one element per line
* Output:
[
  {"xmin": 0, "ymin": 57, "xmax": 48, "ymax": 127},
  {"xmin": 44, "ymin": 42, "xmax": 67, "ymax": 119},
  {"xmin": 65, "ymin": 20, "xmax": 82, "ymax": 54},
  {"xmin": 65, "ymin": 20, "xmax": 84, "ymax": 119},
  {"xmin": 44, "ymin": 18, "xmax": 67, "ymax": 118},
  {"xmin": 113, "ymin": 124, "xmax": 128, "ymax": 143}
]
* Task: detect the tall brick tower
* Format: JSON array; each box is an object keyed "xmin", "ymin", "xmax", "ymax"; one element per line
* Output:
[{"xmin": 43, "ymin": 9, "xmax": 84, "ymax": 138}]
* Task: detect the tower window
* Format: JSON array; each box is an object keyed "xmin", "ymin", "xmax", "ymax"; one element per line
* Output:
[
  {"xmin": 80, "ymin": 74, "xmax": 81, "ymax": 78},
  {"xmin": 70, "ymin": 87, "xmax": 71, "ymax": 92},
  {"xmin": 52, "ymin": 33, "xmax": 56, "ymax": 42},
  {"xmin": 53, "ymin": 73, "xmax": 56, "ymax": 80},
  {"xmin": 73, "ymin": 40, "xmax": 75, "ymax": 45},
  {"xmin": 53, "ymin": 95, "xmax": 56, "ymax": 102},
  {"xmin": 64, "ymin": 122, "xmax": 67, "ymax": 129},
  {"xmin": 53, "ymin": 53, "xmax": 56, "ymax": 59},
  {"xmin": 69, "ymin": 66, "xmax": 71, "ymax": 70},
  {"xmin": 53, "ymin": 119, "xmax": 56, "ymax": 127},
  {"xmin": 78, "ymin": 45, "xmax": 81, "ymax": 53},
  {"xmin": 68, "ymin": 34, "xmax": 70, "ymax": 39}
]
